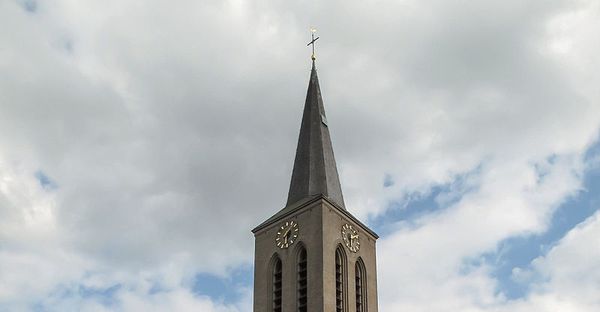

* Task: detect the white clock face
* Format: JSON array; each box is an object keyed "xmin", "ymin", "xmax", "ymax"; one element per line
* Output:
[
  {"xmin": 342, "ymin": 224, "xmax": 360, "ymax": 253},
  {"xmin": 276, "ymin": 220, "xmax": 299, "ymax": 249}
]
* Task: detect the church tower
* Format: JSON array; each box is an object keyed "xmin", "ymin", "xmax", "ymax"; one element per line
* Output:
[{"xmin": 252, "ymin": 55, "xmax": 379, "ymax": 312}]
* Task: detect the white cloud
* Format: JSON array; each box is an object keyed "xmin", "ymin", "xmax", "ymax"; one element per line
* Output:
[
  {"xmin": 527, "ymin": 211, "xmax": 600, "ymax": 309},
  {"xmin": 489, "ymin": 211, "xmax": 600, "ymax": 312},
  {"xmin": 1, "ymin": 0, "xmax": 600, "ymax": 310},
  {"xmin": 378, "ymin": 154, "xmax": 587, "ymax": 311}
]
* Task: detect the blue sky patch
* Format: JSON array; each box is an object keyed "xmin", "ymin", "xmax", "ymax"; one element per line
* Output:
[
  {"xmin": 29, "ymin": 282, "xmax": 121, "ymax": 311},
  {"xmin": 17, "ymin": 0, "xmax": 37, "ymax": 13},
  {"xmin": 192, "ymin": 265, "xmax": 253, "ymax": 303},
  {"xmin": 476, "ymin": 140, "xmax": 600, "ymax": 300},
  {"xmin": 383, "ymin": 174, "xmax": 394, "ymax": 188},
  {"xmin": 487, "ymin": 164, "xmax": 600, "ymax": 299},
  {"xmin": 371, "ymin": 139, "xmax": 600, "ymax": 301},
  {"xmin": 35, "ymin": 170, "xmax": 58, "ymax": 190},
  {"xmin": 77, "ymin": 283, "xmax": 122, "ymax": 307},
  {"xmin": 371, "ymin": 166, "xmax": 481, "ymax": 236}
]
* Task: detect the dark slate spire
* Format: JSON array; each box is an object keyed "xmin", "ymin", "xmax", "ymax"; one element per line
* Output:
[{"xmin": 286, "ymin": 61, "xmax": 346, "ymax": 209}]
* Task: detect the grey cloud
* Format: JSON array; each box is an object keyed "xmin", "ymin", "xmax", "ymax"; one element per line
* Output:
[{"xmin": 1, "ymin": 0, "xmax": 600, "ymax": 310}]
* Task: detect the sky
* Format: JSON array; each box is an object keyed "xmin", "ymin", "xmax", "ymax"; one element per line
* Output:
[{"xmin": 1, "ymin": 0, "xmax": 600, "ymax": 311}]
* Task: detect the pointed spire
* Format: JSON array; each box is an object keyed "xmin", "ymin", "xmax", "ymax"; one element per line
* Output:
[{"xmin": 286, "ymin": 61, "xmax": 346, "ymax": 209}]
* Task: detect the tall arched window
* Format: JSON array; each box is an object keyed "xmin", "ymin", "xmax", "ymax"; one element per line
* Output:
[
  {"xmin": 272, "ymin": 257, "xmax": 282, "ymax": 312},
  {"xmin": 297, "ymin": 247, "xmax": 307, "ymax": 312},
  {"xmin": 335, "ymin": 247, "xmax": 346, "ymax": 312},
  {"xmin": 355, "ymin": 258, "xmax": 367, "ymax": 312}
]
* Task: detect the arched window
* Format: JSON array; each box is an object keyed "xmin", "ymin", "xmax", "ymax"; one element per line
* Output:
[
  {"xmin": 335, "ymin": 247, "xmax": 347, "ymax": 312},
  {"xmin": 272, "ymin": 257, "xmax": 282, "ymax": 312},
  {"xmin": 355, "ymin": 258, "xmax": 367, "ymax": 312},
  {"xmin": 297, "ymin": 247, "xmax": 307, "ymax": 312}
]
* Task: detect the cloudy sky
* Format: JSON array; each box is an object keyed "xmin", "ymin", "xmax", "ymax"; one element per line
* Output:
[{"xmin": 1, "ymin": 0, "xmax": 600, "ymax": 311}]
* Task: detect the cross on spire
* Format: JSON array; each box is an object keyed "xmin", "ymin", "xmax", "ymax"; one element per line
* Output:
[{"xmin": 307, "ymin": 27, "xmax": 319, "ymax": 60}]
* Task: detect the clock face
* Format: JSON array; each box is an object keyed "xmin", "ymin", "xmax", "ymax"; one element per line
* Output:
[
  {"xmin": 342, "ymin": 224, "xmax": 360, "ymax": 253},
  {"xmin": 275, "ymin": 220, "xmax": 299, "ymax": 249}
]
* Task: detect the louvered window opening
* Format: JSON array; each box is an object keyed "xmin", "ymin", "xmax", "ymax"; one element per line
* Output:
[
  {"xmin": 355, "ymin": 262, "xmax": 366, "ymax": 312},
  {"xmin": 335, "ymin": 249, "xmax": 344, "ymax": 312},
  {"xmin": 297, "ymin": 248, "xmax": 308, "ymax": 312},
  {"xmin": 273, "ymin": 259, "xmax": 282, "ymax": 312}
]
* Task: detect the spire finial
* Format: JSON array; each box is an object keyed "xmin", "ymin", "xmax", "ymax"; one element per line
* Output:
[{"xmin": 307, "ymin": 27, "xmax": 319, "ymax": 61}]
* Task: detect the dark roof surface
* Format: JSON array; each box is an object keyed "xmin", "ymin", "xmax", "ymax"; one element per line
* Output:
[
  {"xmin": 286, "ymin": 61, "xmax": 346, "ymax": 209},
  {"xmin": 252, "ymin": 61, "xmax": 360, "ymax": 234}
]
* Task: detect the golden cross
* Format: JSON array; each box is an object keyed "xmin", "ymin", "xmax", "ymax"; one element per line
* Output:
[{"xmin": 307, "ymin": 27, "xmax": 319, "ymax": 60}]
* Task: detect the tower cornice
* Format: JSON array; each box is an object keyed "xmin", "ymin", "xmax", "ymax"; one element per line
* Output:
[{"xmin": 252, "ymin": 194, "xmax": 379, "ymax": 240}]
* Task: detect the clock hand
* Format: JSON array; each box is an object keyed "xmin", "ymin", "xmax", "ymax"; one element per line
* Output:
[{"xmin": 282, "ymin": 228, "xmax": 291, "ymax": 241}]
